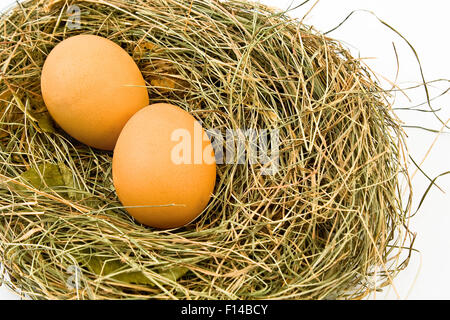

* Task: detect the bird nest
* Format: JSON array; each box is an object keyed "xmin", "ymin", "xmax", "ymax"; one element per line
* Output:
[{"xmin": 0, "ymin": 0, "xmax": 414, "ymax": 299}]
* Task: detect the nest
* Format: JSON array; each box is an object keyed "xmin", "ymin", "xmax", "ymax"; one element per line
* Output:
[{"xmin": 0, "ymin": 0, "xmax": 414, "ymax": 299}]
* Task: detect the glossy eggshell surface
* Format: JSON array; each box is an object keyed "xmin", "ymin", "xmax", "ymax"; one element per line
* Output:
[
  {"xmin": 112, "ymin": 103, "xmax": 217, "ymax": 229},
  {"xmin": 41, "ymin": 34, "xmax": 149, "ymax": 150}
]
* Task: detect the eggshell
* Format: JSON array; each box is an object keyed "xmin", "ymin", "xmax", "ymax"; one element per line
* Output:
[
  {"xmin": 41, "ymin": 34, "xmax": 149, "ymax": 150},
  {"xmin": 112, "ymin": 103, "xmax": 216, "ymax": 229}
]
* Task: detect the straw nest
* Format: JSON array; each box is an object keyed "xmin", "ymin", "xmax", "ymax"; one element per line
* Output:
[{"xmin": 0, "ymin": 0, "xmax": 414, "ymax": 299}]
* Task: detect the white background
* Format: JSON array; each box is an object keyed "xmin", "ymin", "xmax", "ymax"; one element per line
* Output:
[{"xmin": 1, "ymin": 0, "xmax": 449, "ymax": 299}]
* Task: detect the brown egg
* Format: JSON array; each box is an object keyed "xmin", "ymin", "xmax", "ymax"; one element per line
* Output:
[
  {"xmin": 41, "ymin": 34, "xmax": 149, "ymax": 150},
  {"xmin": 112, "ymin": 103, "xmax": 217, "ymax": 229}
]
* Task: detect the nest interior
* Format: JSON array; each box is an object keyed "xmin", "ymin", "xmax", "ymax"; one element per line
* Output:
[{"xmin": 0, "ymin": 0, "xmax": 414, "ymax": 299}]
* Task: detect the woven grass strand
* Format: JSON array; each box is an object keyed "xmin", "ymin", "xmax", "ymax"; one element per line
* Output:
[{"xmin": 0, "ymin": 0, "xmax": 414, "ymax": 299}]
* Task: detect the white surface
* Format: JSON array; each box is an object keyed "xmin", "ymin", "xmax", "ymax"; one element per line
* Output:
[{"xmin": 1, "ymin": 0, "xmax": 449, "ymax": 299}]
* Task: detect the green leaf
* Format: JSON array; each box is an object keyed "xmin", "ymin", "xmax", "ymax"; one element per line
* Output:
[
  {"xmin": 87, "ymin": 256, "xmax": 153, "ymax": 285},
  {"xmin": 57, "ymin": 162, "xmax": 78, "ymax": 199},
  {"xmin": 17, "ymin": 162, "xmax": 75, "ymax": 198},
  {"xmin": 159, "ymin": 266, "xmax": 190, "ymax": 282},
  {"xmin": 85, "ymin": 256, "xmax": 189, "ymax": 286},
  {"xmin": 36, "ymin": 112, "xmax": 56, "ymax": 133},
  {"xmin": 20, "ymin": 163, "xmax": 64, "ymax": 189}
]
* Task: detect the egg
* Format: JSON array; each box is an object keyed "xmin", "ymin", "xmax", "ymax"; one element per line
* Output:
[
  {"xmin": 41, "ymin": 34, "xmax": 149, "ymax": 150},
  {"xmin": 112, "ymin": 103, "xmax": 217, "ymax": 229}
]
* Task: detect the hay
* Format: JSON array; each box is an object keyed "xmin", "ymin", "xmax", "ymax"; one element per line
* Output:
[{"xmin": 0, "ymin": 0, "xmax": 415, "ymax": 299}]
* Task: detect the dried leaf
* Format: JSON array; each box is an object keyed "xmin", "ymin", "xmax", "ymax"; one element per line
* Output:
[
  {"xmin": 141, "ymin": 41, "xmax": 157, "ymax": 51},
  {"xmin": 58, "ymin": 162, "xmax": 78, "ymax": 199},
  {"xmin": 41, "ymin": 0, "xmax": 64, "ymax": 13},
  {"xmin": 150, "ymin": 77, "xmax": 178, "ymax": 92},
  {"xmin": 159, "ymin": 266, "xmax": 189, "ymax": 282},
  {"xmin": 134, "ymin": 41, "xmax": 160, "ymax": 61},
  {"xmin": 0, "ymin": 89, "xmax": 11, "ymax": 108},
  {"xmin": 17, "ymin": 162, "xmax": 75, "ymax": 197},
  {"xmin": 20, "ymin": 163, "xmax": 64, "ymax": 189},
  {"xmin": 87, "ymin": 256, "xmax": 153, "ymax": 285},
  {"xmin": 86, "ymin": 256, "xmax": 188, "ymax": 286},
  {"xmin": 36, "ymin": 112, "xmax": 56, "ymax": 133}
]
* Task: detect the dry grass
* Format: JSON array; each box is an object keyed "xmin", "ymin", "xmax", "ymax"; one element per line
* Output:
[{"xmin": 0, "ymin": 0, "xmax": 415, "ymax": 299}]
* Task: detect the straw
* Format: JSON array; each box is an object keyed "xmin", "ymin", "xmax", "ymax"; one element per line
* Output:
[{"xmin": 0, "ymin": 0, "xmax": 415, "ymax": 299}]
